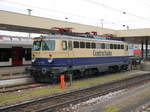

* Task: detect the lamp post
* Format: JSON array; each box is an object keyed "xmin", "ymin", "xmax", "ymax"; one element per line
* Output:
[
  {"xmin": 27, "ymin": 9, "xmax": 32, "ymax": 15},
  {"xmin": 65, "ymin": 17, "xmax": 68, "ymax": 26},
  {"xmin": 100, "ymin": 19, "xmax": 104, "ymax": 28},
  {"xmin": 27, "ymin": 9, "xmax": 32, "ymax": 38},
  {"xmin": 122, "ymin": 11, "xmax": 129, "ymax": 30},
  {"xmin": 65, "ymin": 17, "xmax": 68, "ymax": 20},
  {"xmin": 123, "ymin": 25, "xmax": 129, "ymax": 30}
]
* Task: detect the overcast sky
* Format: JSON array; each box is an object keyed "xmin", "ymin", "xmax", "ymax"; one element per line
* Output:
[{"xmin": 0, "ymin": 0, "xmax": 150, "ymax": 36}]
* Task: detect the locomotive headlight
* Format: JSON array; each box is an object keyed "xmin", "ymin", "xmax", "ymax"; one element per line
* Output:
[
  {"xmin": 32, "ymin": 58, "xmax": 36, "ymax": 63},
  {"xmin": 48, "ymin": 58, "xmax": 53, "ymax": 63},
  {"xmin": 48, "ymin": 54, "xmax": 53, "ymax": 63}
]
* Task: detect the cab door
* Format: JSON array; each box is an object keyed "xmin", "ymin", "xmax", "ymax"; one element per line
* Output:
[
  {"xmin": 12, "ymin": 47, "xmax": 23, "ymax": 66},
  {"xmin": 68, "ymin": 41, "xmax": 74, "ymax": 66},
  {"xmin": 61, "ymin": 40, "xmax": 74, "ymax": 66}
]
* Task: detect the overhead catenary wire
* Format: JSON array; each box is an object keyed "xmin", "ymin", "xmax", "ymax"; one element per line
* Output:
[
  {"xmin": 0, "ymin": 0, "xmax": 99, "ymax": 21},
  {"xmin": 137, "ymin": 0, "xmax": 150, "ymax": 9},
  {"xmin": 83, "ymin": 0, "xmax": 150, "ymax": 22},
  {"xmin": 1, "ymin": 0, "xmax": 150, "ymax": 29}
]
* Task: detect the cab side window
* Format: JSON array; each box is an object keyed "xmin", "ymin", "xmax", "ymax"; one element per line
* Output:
[
  {"xmin": 121, "ymin": 45, "xmax": 124, "ymax": 49},
  {"xmin": 91, "ymin": 43, "xmax": 96, "ymax": 49},
  {"xmin": 110, "ymin": 44, "xmax": 113, "ymax": 49},
  {"xmin": 105, "ymin": 44, "xmax": 110, "ymax": 49},
  {"xmin": 62, "ymin": 40, "xmax": 67, "ymax": 50},
  {"xmin": 74, "ymin": 41, "xmax": 79, "ymax": 48},
  {"xmin": 101, "ymin": 43, "xmax": 105, "ymax": 49},
  {"xmin": 68, "ymin": 41, "xmax": 73, "ymax": 50},
  {"xmin": 125, "ymin": 45, "xmax": 128, "ymax": 51},
  {"xmin": 86, "ymin": 42, "xmax": 90, "ymax": 48},
  {"xmin": 96, "ymin": 43, "xmax": 101, "ymax": 49},
  {"xmin": 80, "ymin": 42, "xmax": 85, "ymax": 48},
  {"xmin": 118, "ymin": 44, "xmax": 121, "ymax": 49},
  {"xmin": 114, "ymin": 44, "xmax": 117, "ymax": 49}
]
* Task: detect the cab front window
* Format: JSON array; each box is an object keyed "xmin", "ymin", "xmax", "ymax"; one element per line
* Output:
[
  {"xmin": 42, "ymin": 40, "xmax": 55, "ymax": 51},
  {"xmin": 32, "ymin": 41, "xmax": 41, "ymax": 51}
]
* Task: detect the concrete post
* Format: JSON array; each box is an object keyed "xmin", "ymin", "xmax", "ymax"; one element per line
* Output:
[{"xmin": 141, "ymin": 40, "xmax": 144, "ymax": 59}]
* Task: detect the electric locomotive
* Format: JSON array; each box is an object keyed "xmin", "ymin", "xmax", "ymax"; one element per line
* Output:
[{"xmin": 31, "ymin": 33, "xmax": 129, "ymax": 82}]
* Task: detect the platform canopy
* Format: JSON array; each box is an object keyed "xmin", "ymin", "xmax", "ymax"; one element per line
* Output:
[
  {"xmin": 117, "ymin": 28, "xmax": 150, "ymax": 38},
  {"xmin": 0, "ymin": 10, "xmax": 115, "ymax": 35},
  {"xmin": 1, "ymin": 10, "xmax": 150, "ymax": 38}
]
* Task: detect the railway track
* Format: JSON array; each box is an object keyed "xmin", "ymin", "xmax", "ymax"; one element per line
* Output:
[
  {"xmin": 0, "ymin": 73, "xmax": 150, "ymax": 112},
  {"xmin": 0, "ymin": 83, "xmax": 48, "ymax": 93}
]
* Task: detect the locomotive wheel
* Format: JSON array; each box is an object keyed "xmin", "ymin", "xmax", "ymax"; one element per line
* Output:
[
  {"xmin": 33, "ymin": 77, "xmax": 39, "ymax": 82},
  {"xmin": 83, "ymin": 69, "xmax": 93, "ymax": 77},
  {"xmin": 73, "ymin": 70, "xmax": 81, "ymax": 79},
  {"xmin": 92, "ymin": 68, "xmax": 99, "ymax": 75}
]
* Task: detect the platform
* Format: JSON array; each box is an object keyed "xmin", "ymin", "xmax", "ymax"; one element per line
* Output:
[
  {"xmin": 141, "ymin": 61, "xmax": 150, "ymax": 71},
  {"xmin": 0, "ymin": 77, "xmax": 33, "ymax": 88},
  {"xmin": 0, "ymin": 66, "xmax": 30, "ymax": 80}
]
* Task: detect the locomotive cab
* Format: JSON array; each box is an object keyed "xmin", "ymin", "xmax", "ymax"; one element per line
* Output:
[{"xmin": 32, "ymin": 39, "xmax": 55, "ymax": 64}]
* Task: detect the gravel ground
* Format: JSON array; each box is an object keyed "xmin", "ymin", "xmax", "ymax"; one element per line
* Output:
[
  {"xmin": 65, "ymin": 82, "xmax": 150, "ymax": 112},
  {"xmin": 62, "ymin": 90, "xmax": 125, "ymax": 112},
  {"xmin": 133, "ymin": 102, "xmax": 150, "ymax": 112}
]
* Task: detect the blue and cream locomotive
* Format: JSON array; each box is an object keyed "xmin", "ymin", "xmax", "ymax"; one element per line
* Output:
[{"xmin": 31, "ymin": 34, "xmax": 129, "ymax": 82}]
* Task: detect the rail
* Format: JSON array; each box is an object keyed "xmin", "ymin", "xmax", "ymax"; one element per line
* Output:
[
  {"xmin": 0, "ymin": 66, "xmax": 30, "ymax": 80},
  {"xmin": 0, "ymin": 83, "xmax": 48, "ymax": 93}
]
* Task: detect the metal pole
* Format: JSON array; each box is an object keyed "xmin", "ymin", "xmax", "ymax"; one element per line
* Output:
[
  {"xmin": 68, "ymin": 66, "xmax": 73, "ymax": 86},
  {"xmin": 69, "ymin": 72, "xmax": 72, "ymax": 86},
  {"xmin": 27, "ymin": 9, "xmax": 32, "ymax": 15},
  {"xmin": 27, "ymin": 9, "xmax": 32, "ymax": 38},
  {"xmin": 145, "ymin": 38, "xmax": 148, "ymax": 60},
  {"xmin": 141, "ymin": 40, "xmax": 144, "ymax": 59},
  {"xmin": 100, "ymin": 19, "xmax": 104, "ymax": 28},
  {"xmin": 127, "ymin": 25, "xmax": 129, "ymax": 30}
]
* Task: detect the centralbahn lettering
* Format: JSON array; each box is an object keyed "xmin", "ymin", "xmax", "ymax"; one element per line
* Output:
[{"xmin": 93, "ymin": 50, "xmax": 112, "ymax": 56}]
